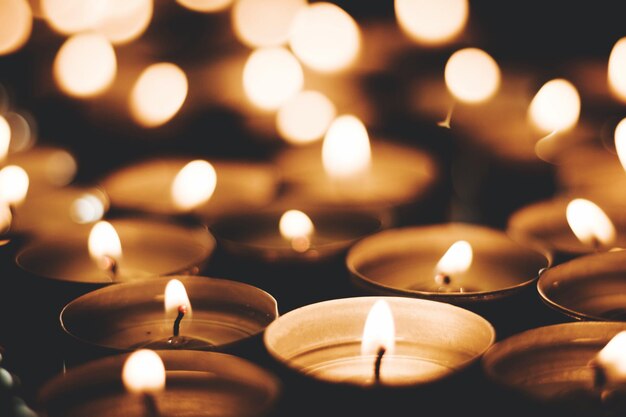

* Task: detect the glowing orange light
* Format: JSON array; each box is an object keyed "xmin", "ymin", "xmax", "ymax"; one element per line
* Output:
[
  {"xmin": 233, "ymin": 0, "xmax": 306, "ymax": 47},
  {"xmin": 276, "ymin": 90, "xmax": 336, "ymax": 145},
  {"xmin": 361, "ymin": 300, "xmax": 395, "ymax": 356},
  {"xmin": 177, "ymin": 0, "xmax": 233, "ymax": 13},
  {"xmin": 322, "ymin": 115, "xmax": 371, "ymax": 179},
  {"xmin": 88, "ymin": 221, "xmax": 122, "ymax": 270},
  {"xmin": 528, "ymin": 79, "xmax": 580, "ymax": 133},
  {"xmin": 171, "ymin": 160, "xmax": 217, "ymax": 210},
  {"xmin": 609, "ymin": 37, "xmax": 626, "ymax": 103},
  {"xmin": 566, "ymin": 199, "xmax": 615, "ymax": 247},
  {"xmin": 445, "ymin": 48, "xmax": 501, "ymax": 103},
  {"xmin": 122, "ymin": 350, "xmax": 166, "ymax": 394},
  {"xmin": 0, "ymin": 0, "xmax": 32, "ymax": 56},
  {"xmin": 395, "ymin": 0, "xmax": 468, "ymax": 45}
]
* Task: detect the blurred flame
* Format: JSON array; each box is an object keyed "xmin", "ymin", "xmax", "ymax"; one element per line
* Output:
[
  {"xmin": 615, "ymin": 118, "xmax": 626, "ymax": 173},
  {"xmin": 2, "ymin": 112, "xmax": 33, "ymax": 153},
  {"xmin": 436, "ymin": 240, "xmax": 473, "ymax": 276},
  {"xmin": 0, "ymin": 0, "xmax": 32, "ymax": 56},
  {"xmin": 277, "ymin": 90, "xmax": 336, "ymax": 145},
  {"xmin": 54, "ymin": 33, "xmax": 117, "ymax": 98},
  {"xmin": 0, "ymin": 115, "xmax": 10, "ymax": 161},
  {"xmin": 122, "ymin": 350, "xmax": 166, "ymax": 394},
  {"xmin": 528, "ymin": 79, "xmax": 580, "ymax": 133},
  {"xmin": 322, "ymin": 115, "xmax": 371, "ymax": 179},
  {"xmin": 46, "ymin": 150, "xmax": 77, "ymax": 186},
  {"xmin": 42, "ymin": 0, "xmax": 105, "ymax": 35},
  {"xmin": 395, "ymin": 0, "xmax": 468, "ymax": 45},
  {"xmin": 609, "ymin": 37, "xmax": 626, "ymax": 103},
  {"xmin": 0, "ymin": 203, "xmax": 12, "ymax": 234},
  {"xmin": 595, "ymin": 331, "xmax": 626, "ymax": 385},
  {"xmin": 171, "ymin": 160, "xmax": 217, "ymax": 210},
  {"xmin": 566, "ymin": 199, "xmax": 615, "ymax": 247},
  {"xmin": 279, "ymin": 210, "xmax": 314, "ymax": 239},
  {"xmin": 361, "ymin": 300, "xmax": 395, "ymax": 356},
  {"xmin": 164, "ymin": 279, "xmax": 192, "ymax": 319},
  {"xmin": 95, "ymin": 0, "xmax": 153, "ymax": 45},
  {"xmin": 445, "ymin": 48, "xmax": 501, "ymax": 103},
  {"xmin": 289, "ymin": 2, "xmax": 360, "ymax": 73},
  {"xmin": 233, "ymin": 0, "xmax": 306, "ymax": 47},
  {"xmin": 243, "ymin": 47, "xmax": 303, "ymax": 111},
  {"xmin": 70, "ymin": 192, "xmax": 108, "ymax": 224},
  {"xmin": 177, "ymin": 0, "xmax": 233, "ymax": 13},
  {"xmin": 88, "ymin": 221, "xmax": 122, "ymax": 268},
  {"xmin": 130, "ymin": 63, "xmax": 188, "ymax": 128},
  {"xmin": 0, "ymin": 165, "xmax": 29, "ymax": 206}
]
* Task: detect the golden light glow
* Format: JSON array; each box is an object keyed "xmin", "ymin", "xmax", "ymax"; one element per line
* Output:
[
  {"xmin": 0, "ymin": 203, "xmax": 12, "ymax": 234},
  {"xmin": 615, "ymin": 118, "xmax": 626, "ymax": 173},
  {"xmin": 243, "ymin": 47, "xmax": 303, "ymax": 111},
  {"xmin": 435, "ymin": 240, "xmax": 473, "ymax": 276},
  {"xmin": 130, "ymin": 63, "xmax": 188, "ymax": 127},
  {"xmin": 88, "ymin": 220, "xmax": 122, "ymax": 269},
  {"xmin": 233, "ymin": 0, "xmax": 306, "ymax": 48},
  {"xmin": 0, "ymin": 115, "xmax": 10, "ymax": 161},
  {"xmin": 528, "ymin": 79, "xmax": 580, "ymax": 133},
  {"xmin": 608, "ymin": 37, "xmax": 626, "ymax": 103},
  {"xmin": 566, "ymin": 199, "xmax": 616, "ymax": 247},
  {"xmin": 0, "ymin": 0, "xmax": 32, "ymax": 56},
  {"xmin": 279, "ymin": 209, "xmax": 314, "ymax": 240},
  {"xmin": 54, "ymin": 33, "xmax": 117, "ymax": 98},
  {"xmin": 70, "ymin": 192, "xmax": 108, "ymax": 224},
  {"xmin": 46, "ymin": 150, "xmax": 78, "ymax": 186},
  {"xmin": 122, "ymin": 350, "xmax": 166, "ymax": 394},
  {"xmin": 595, "ymin": 331, "xmax": 626, "ymax": 385},
  {"xmin": 276, "ymin": 90, "xmax": 336, "ymax": 145},
  {"xmin": 444, "ymin": 48, "xmax": 501, "ymax": 103},
  {"xmin": 95, "ymin": 0, "xmax": 153, "ymax": 45},
  {"xmin": 2, "ymin": 112, "xmax": 32, "ymax": 152},
  {"xmin": 288, "ymin": 2, "xmax": 360, "ymax": 73},
  {"xmin": 177, "ymin": 0, "xmax": 232, "ymax": 13},
  {"xmin": 395, "ymin": 0, "xmax": 468, "ymax": 45},
  {"xmin": 171, "ymin": 160, "xmax": 217, "ymax": 211},
  {"xmin": 42, "ymin": 0, "xmax": 105, "ymax": 35},
  {"xmin": 361, "ymin": 300, "xmax": 395, "ymax": 356},
  {"xmin": 164, "ymin": 279, "xmax": 193, "ymax": 319},
  {"xmin": 322, "ymin": 115, "xmax": 371, "ymax": 179},
  {"xmin": 0, "ymin": 165, "xmax": 29, "ymax": 206}
]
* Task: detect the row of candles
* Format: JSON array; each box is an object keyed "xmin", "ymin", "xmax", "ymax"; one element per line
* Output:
[{"xmin": 4, "ymin": 0, "xmax": 626, "ymax": 416}]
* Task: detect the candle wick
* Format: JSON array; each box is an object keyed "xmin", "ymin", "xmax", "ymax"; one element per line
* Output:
[
  {"xmin": 591, "ymin": 237, "xmax": 601, "ymax": 252},
  {"xmin": 435, "ymin": 273, "xmax": 452, "ymax": 286},
  {"xmin": 173, "ymin": 305, "xmax": 187, "ymax": 338},
  {"xmin": 103, "ymin": 255, "xmax": 118, "ymax": 277},
  {"xmin": 374, "ymin": 346, "xmax": 386, "ymax": 384},
  {"xmin": 437, "ymin": 101, "xmax": 455, "ymax": 129},
  {"xmin": 143, "ymin": 393, "xmax": 160, "ymax": 417},
  {"xmin": 590, "ymin": 361, "xmax": 607, "ymax": 390}
]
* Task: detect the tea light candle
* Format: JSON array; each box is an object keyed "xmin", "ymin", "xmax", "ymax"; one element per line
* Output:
[
  {"xmin": 507, "ymin": 197, "xmax": 626, "ymax": 263},
  {"xmin": 16, "ymin": 217, "xmax": 215, "ymax": 285},
  {"xmin": 347, "ymin": 223, "xmax": 549, "ymax": 303},
  {"xmin": 100, "ymin": 157, "xmax": 279, "ymax": 220},
  {"xmin": 264, "ymin": 296, "xmax": 494, "ymax": 387},
  {"xmin": 482, "ymin": 322, "xmax": 626, "ymax": 416},
  {"xmin": 60, "ymin": 276, "xmax": 277, "ymax": 362},
  {"xmin": 39, "ymin": 350, "xmax": 281, "ymax": 417},
  {"xmin": 273, "ymin": 115, "xmax": 439, "ymax": 222},
  {"xmin": 538, "ymin": 249, "xmax": 626, "ymax": 321}
]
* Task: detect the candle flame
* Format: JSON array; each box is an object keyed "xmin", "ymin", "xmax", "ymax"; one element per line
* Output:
[
  {"xmin": 70, "ymin": 192, "xmax": 108, "ymax": 224},
  {"xmin": 436, "ymin": 240, "xmax": 473, "ymax": 276},
  {"xmin": 594, "ymin": 331, "xmax": 626, "ymax": 386},
  {"xmin": 164, "ymin": 279, "xmax": 192, "ymax": 319},
  {"xmin": 361, "ymin": 300, "xmax": 395, "ymax": 356},
  {"xmin": 233, "ymin": 0, "xmax": 307, "ymax": 48},
  {"xmin": 395, "ymin": 0, "xmax": 468, "ymax": 45},
  {"xmin": 171, "ymin": 160, "xmax": 217, "ymax": 211},
  {"xmin": 122, "ymin": 349, "xmax": 166, "ymax": 394},
  {"xmin": 528, "ymin": 79, "xmax": 580, "ymax": 133},
  {"xmin": 0, "ymin": 0, "xmax": 32, "ymax": 56},
  {"xmin": 243, "ymin": 47, "xmax": 304, "ymax": 111},
  {"xmin": 322, "ymin": 115, "xmax": 371, "ymax": 179},
  {"xmin": 288, "ymin": 2, "xmax": 360, "ymax": 73},
  {"xmin": 277, "ymin": 90, "xmax": 336, "ymax": 145},
  {"xmin": 566, "ymin": 199, "xmax": 616, "ymax": 247},
  {"xmin": 88, "ymin": 221, "xmax": 122, "ymax": 269},
  {"xmin": 444, "ymin": 48, "xmax": 501, "ymax": 104},
  {"xmin": 279, "ymin": 209, "xmax": 314, "ymax": 252},
  {"xmin": 609, "ymin": 38, "xmax": 626, "ymax": 103},
  {"xmin": 615, "ymin": 118, "xmax": 626, "ymax": 173},
  {"xmin": 0, "ymin": 115, "xmax": 10, "ymax": 161},
  {"xmin": 0, "ymin": 202, "xmax": 12, "ymax": 234},
  {"xmin": 130, "ymin": 63, "xmax": 188, "ymax": 128},
  {"xmin": 0, "ymin": 165, "xmax": 29, "ymax": 206}
]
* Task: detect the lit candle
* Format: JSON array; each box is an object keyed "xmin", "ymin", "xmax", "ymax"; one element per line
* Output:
[
  {"xmin": 39, "ymin": 350, "xmax": 281, "ymax": 417},
  {"xmin": 60, "ymin": 276, "xmax": 278, "ymax": 364}
]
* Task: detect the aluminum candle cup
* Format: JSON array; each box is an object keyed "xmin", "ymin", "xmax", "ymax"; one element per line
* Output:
[
  {"xmin": 274, "ymin": 140, "xmax": 440, "ymax": 224},
  {"xmin": 538, "ymin": 250, "xmax": 626, "ymax": 321},
  {"xmin": 347, "ymin": 223, "xmax": 550, "ymax": 335},
  {"xmin": 60, "ymin": 276, "xmax": 278, "ymax": 365},
  {"xmin": 482, "ymin": 322, "xmax": 626, "ymax": 417},
  {"xmin": 208, "ymin": 208, "xmax": 385, "ymax": 312},
  {"xmin": 39, "ymin": 350, "xmax": 281, "ymax": 417},
  {"xmin": 507, "ymin": 198, "xmax": 626, "ymax": 264},
  {"xmin": 264, "ymin": 297, "xmax": 494, "ymax": 414},
  {"xmin": 100, "ymin": 157, "xmax": 279, "ymax": 219}
]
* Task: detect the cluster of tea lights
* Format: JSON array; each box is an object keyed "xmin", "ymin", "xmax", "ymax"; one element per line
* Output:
[{"xmin": 3, "ymin": 1, "xmax": 626, "ymax": 416}]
